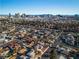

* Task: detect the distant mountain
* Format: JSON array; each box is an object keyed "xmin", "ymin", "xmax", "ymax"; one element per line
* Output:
[{"xmin": 0, "ymin": 14, "xmax": 79, "ymax": 21}]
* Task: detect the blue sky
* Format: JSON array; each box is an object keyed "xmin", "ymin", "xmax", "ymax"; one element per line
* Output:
[{"xmin": 0, "ymin": 0, "xmax": 79, "ymax": 15}]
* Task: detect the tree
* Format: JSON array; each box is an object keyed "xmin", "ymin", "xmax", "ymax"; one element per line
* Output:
[{"xmin": 50, "ymin": 49, "xmax": 57, "ymax": 59}]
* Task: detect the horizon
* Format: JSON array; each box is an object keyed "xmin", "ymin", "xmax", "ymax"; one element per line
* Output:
[
  {"xmin": 0, "ymin": 13, "xmax": 79, "ymax": 16},
  {"xmin": 0, "ymin": 0, "xmax": 79, "ymax": 15}
]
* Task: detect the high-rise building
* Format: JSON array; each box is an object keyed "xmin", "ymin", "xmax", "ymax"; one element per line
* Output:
[{"xmin": 15, "ymin": 13, "xmax": 20, "ymax": 18}]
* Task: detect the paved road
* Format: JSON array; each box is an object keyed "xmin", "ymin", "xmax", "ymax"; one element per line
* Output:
[
  {"xmin": 42, "ymin": 32, "xmax": 63, "ymax": 54},
  {"xmin": 52, "ymin": 31, "xmax": 63, "ymax": 47}
]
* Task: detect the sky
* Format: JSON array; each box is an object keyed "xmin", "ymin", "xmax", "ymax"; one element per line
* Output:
[{"xmin": 0, "ymin": 0, "xmax": 79, "ymax": 15}]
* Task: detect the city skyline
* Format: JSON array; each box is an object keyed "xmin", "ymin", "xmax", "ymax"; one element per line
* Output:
[{"xmin": 0, "ymin": 0, "xmax": 79, "ymax": 15}]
